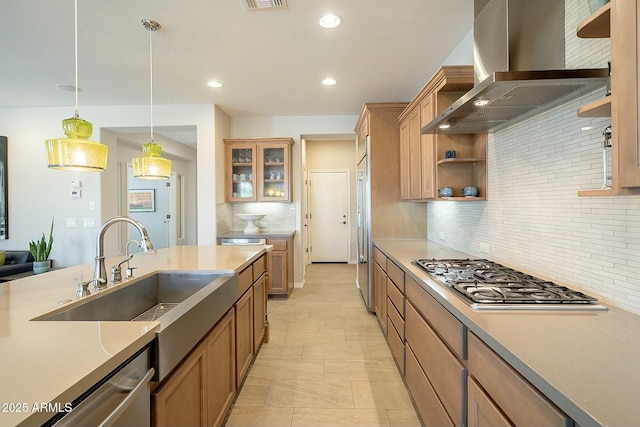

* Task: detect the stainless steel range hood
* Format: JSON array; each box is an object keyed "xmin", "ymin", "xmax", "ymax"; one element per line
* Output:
[{"xmin": 421, "ymin": 0, "xmax": 609, "ymax": 135}]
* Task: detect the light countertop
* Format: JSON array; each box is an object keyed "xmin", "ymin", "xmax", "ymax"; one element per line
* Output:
[
  {"xmin": 374, "ymin": 239, "xmax": 640, "ymax": 427},
  {"xmin": 0, "ymin": 245, "xmax": 267, "ymax": 427}
]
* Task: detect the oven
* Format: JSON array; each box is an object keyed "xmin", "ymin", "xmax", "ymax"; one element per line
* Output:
[{"xmin": 414, "ymin": 258, "xmax": 607, "ymax": 311}]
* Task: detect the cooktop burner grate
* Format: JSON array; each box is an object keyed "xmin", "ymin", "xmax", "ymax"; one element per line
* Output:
[{"xmin": 413, "ymin": 258, "xmax": 599, "ymax": 307}]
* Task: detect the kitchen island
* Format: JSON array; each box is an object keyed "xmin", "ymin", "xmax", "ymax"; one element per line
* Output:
[
  {"xmin": 374, "ymin": 239, "xmax": 640, "ymax": 427},
  {"xmin": 0, "ymin": 245, "xmax": 267, "ymax": 427}
]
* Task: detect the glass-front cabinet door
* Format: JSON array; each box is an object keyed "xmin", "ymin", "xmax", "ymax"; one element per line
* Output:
[
  {"xmin": 224, "ymin": 138, "xmax": 294, "ymax": 203},
  {"xmin": 260, "ymin": 144, "xmax": 290, "ymax": 201},
  {"xmin": 226, "ymin": 143, "xmax": 257, "ymax": 202}
]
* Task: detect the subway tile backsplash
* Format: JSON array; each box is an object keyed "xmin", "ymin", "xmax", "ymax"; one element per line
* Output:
[{"xmin": 428, "ymin": 1, "xmax": 640, "ymax": 314}]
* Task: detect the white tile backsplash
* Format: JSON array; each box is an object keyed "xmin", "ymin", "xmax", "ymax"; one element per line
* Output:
[
  {"xmin": 217, "ymin": 202, "xmax": 295, "ymax": 233},
  {"xmin": 428, "ymin": 0, "xmax": 640, "ymax": 314}
]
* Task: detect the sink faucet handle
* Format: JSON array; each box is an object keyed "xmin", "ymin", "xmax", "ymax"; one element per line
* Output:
[{"xmin": 76, "ymin": 278, "xmax": 106, "ymax": 298}]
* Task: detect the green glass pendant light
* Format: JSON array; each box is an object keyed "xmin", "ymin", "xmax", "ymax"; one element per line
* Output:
[
  {"xmin": 45, "ymin": 0, "xmax": 108, "ymax": 171},
  {"xmin": 133, "ymin": 19, "xmax": 171, "ymax": 180}
]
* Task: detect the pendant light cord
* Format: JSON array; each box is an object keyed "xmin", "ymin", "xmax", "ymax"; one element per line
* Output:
[
  {"xmin": 74, "ymin": 0, "xmax": 79, "ymax": 119},
  {"xmin": 149, "ymin": 22, "xmax": 154, "ymax": 142}
]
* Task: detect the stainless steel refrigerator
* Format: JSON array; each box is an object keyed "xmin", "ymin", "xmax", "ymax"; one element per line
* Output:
[{"xmin": 356, "ymin": 136, "xmax": 372, "ymax": 311}]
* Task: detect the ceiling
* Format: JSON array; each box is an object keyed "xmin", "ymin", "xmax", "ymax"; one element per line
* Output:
[{"xmin": 1, "ymin": 0, "xmax": 473, "ymax": 145}]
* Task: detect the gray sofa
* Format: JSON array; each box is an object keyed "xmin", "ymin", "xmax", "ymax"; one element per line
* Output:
[{"xmin": 0, "ymin": 251, "xmax": 35, "ymax": 281}]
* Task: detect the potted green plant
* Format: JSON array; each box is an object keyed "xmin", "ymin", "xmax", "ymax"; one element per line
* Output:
[{"xmin": 29, "ymin": 218, "xmax": 54, "ymax": 274}]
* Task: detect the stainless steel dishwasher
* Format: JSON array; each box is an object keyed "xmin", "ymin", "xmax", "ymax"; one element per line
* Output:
[
  {"xmin": 47, "ymin": 347, "xmax": 154, "ymax": 427},
  {"xmin": 220, "ymin": 238, "xmax": 266, "ymax": 246}
]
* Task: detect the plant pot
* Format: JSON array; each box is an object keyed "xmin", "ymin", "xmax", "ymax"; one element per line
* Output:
[{"xmin": 33, "ymin": 260, "xmax": 51, "ymax": 274}]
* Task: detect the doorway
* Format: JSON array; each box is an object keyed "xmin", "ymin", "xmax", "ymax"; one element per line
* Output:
[
  {"xmin": 126, "ymin": 165, "xmax": 177, "ymax": 251},
  {"xmin": 308, "ymin": 170, "xmax": 350, "ymax": 262}
]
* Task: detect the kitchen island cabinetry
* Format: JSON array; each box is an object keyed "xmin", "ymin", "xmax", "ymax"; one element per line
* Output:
[
  {"xmin": 153, "ymin": 253, "xmax": 267, "ymax": 427},
  {"xmin": 399, "ymin": 66, "xmax": 487, "ymax": 201},
  {"xmin": 153, "ymin": 310, "xmax": 235, "ymax": 427},
  {"xmin": 224, "ymin": 138, "xmax": 294, "ymax": 202},
  {"xmin": 577, "ymin": 0, "xmax": 640, "ymax": 195}
]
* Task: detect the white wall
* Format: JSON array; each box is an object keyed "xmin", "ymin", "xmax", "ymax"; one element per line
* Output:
[
  {"xmin": 427, "ymin": 1, "xmax": 640, "ymax": 313},
  {"xmin": 0, "ymin": 103, "xmax": 216, "ymax": 266},
  {"xmin": 229, "ymin": 115, "xmax": 359, "ymax": 285}
]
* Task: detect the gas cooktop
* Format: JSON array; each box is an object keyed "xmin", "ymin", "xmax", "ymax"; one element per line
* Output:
[{"xmin": 413, "ymin": 258, "xmax": 607, "ymax": 311}]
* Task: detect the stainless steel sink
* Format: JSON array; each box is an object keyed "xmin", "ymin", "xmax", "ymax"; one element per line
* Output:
[
  {"xmin": 34, "ymin": 271, "xmax": 240, "ymax": 380},
  {"xmin": 41, "ymin": 272, "xmax": 223, "ymax": 322}
]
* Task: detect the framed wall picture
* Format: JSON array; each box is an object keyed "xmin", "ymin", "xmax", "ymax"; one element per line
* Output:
[
  {"xmin": 0, "ymin": 136, "xmax": 7, "ymax": 240},
  {"xmin": 128, "ymin": 189, "xmax": 155, "ymax": 212}
]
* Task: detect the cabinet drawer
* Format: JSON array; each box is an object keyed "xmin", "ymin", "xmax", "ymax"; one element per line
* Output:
[
  {"xmin": 266, "ymin": 238, "xmax": 287, "ymax": 251},
  {"xmin": 387, "ymin": 260, "xmax": 404, "ymax": 292},
  {"xmin": 406, "ymin": 275, "xmax": 465, "ymax": 359},
  {"xmin": 387, "ymin": 298, "xmax": 404, "ymax": 341},
  {"xmin": 239, "ymin": 266, "xmax": 253, "ymax": 296},
  {"xmin": 387, "ymin": 316, "xmax": 405, "ymax": 375},
  {"xmin": 406, "ymin": 302, "xmax": 466, "ymax": 427},
  {"xmin": 468, "ymin": 376, "xmax": 513, "ymax": 427},
  {"xmin": 387, "ymin": 278, "xmax": 404, "ymax": 317},
  {"xmin": 468, "ymin": 333, "xmax": 570, "ymax": 427},
  {"xmin": 252, "ymin": 255, "xmax": 266, "ymax": 281},
  {"xmin": 406, "ymin": 344, "xmax": 454, "ymax": 427},
  {"xmin": 373, "ymin": 246, "xmax": 387, "ymax": 271}
]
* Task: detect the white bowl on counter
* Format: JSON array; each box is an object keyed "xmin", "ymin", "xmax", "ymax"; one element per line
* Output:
[{"xmin": 236, "ymin": 214, "xmax": 266, "ymax": 233}]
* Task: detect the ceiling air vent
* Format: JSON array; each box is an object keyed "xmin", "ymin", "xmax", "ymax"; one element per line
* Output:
[{"xmin": 243, "ymin": 0, "xmax": 288, "ymax": 11}]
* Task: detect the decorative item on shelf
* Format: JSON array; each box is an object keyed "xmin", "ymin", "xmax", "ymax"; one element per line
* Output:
[
  {"xmin": 133, "ymin": 19, "xmax": 171, "ymax": 180},
  {"xmin": 463, "ymin": 186, "xmax": 479, "ymax": 197},
  {"xmin": 29, "ymin": 218, "xmax": 54, "ymax": 274},
  {"xmin": 236, "ymin": 214, "xmax": 265, "ymax": 234},
  {"xmin": 45, "ymin": 0, "xmax": 108, "ymax": 172},
  {"xmin": 445, "ymin": 150, "xmax": 457, "ymax": 159},
  {"xmin": 606, "ymin": 61, "xmax": 611, "ymax": 97},
  {"xmin": 438, "ymin": 187, "xmax": 453, "ymax": 197}
]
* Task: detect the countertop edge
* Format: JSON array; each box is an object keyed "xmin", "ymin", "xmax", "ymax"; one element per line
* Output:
[{"xmin": 373, "ymin": 239, "xmax": 605, "ymax": 427}]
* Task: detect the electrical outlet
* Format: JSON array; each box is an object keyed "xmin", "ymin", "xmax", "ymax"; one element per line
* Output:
[
  {"xmin": 66, "ymin": 218, "xmax": 76, "ymax": 228},
  {"xmin": 83, "ymin": 218, "xmax": 96, "ymax": 228},
  {"xmin": 480, "ymin": 242, "xmax": 490, "ymax": 253}
]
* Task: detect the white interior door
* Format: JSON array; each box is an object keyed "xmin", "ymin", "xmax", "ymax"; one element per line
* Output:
[{"xmin": 309, "ymin": 170, "xmax": 349, "ymax": 262}]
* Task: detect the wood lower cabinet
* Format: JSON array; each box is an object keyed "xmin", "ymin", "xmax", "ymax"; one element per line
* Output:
[
  {"xmin": 406, "ymin": 344, "xmax": 455, "ymax": 427},
  {"xmin": 253, "ymin": 272, "xmax": 267, "ymax": 352},
  {"xmin": 206, "ymin": 310, "xmax": 236, "ymax": 427},
  {"xmin": 235, "ymin": 287, "xmax": 254, "ymax": 387},
  {"xmin": 373, "ymin": 257, "xmax": 387, "ymax": 335},
  {"xmin": 153, "ymin": 343, "xmax": 206, "ymax": 427},
  {"xmin": 266, "ymin": 236, "xmax": 293, "ymax": 297},
  {"xmin": 467, "ymin": 377, "xmax": 513, "ymax": 427},
  {"xmin": 467, "ymin": 333, "xmax": 570, "ymax": 427}
]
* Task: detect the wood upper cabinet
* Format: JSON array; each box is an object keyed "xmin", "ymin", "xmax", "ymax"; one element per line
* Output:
[
  {"xmin": 224, "ymin": 138, "xmax": 294, "ymax": 202},
  {"xmin": 577, "ymin": 0, "xmax": 640, "ymax": 195},
  {"xmin": 399, "ymin": 66, "xmax": 486, "ymax": 201}
]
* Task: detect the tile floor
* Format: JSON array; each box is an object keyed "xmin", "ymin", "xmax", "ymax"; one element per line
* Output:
[{"xmin": 224, "ymin": 263, "xmax": 422, "ymax": 427}]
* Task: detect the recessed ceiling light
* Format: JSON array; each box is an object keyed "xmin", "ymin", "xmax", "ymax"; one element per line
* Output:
[
  {"xmin": 56, "ymin": 84, "xmax": 81, "ymax": 92},
  {"xmin": 207, "ymin": 81, "xmax": 223, "ymax": 88},
  {"xmin": 319, "ymin": 14, "xmax": 341, "ymax": 29},
  {"xmin": 322, "ymin": 78, "xmax": 336, "ymax": 86}
]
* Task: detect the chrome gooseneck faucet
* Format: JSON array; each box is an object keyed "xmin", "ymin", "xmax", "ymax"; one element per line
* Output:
[{"xmin": 93, "ymin": 216, "xmax": 154, "ymax": 289}]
